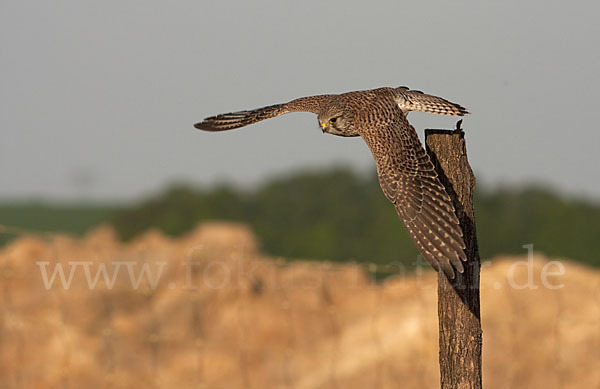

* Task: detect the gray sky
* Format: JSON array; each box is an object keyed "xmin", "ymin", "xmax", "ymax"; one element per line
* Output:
[{"xmin": 2, "ymin": 0, "xmax": 599, "ymax": 202}]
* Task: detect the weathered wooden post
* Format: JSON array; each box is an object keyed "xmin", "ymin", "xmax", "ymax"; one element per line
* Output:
[{"xmin": 425, "ymin": 122, "xmax": 482, "ymax": 389}]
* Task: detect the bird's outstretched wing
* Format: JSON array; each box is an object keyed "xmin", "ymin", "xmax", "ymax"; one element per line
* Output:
[
  {"xmin": 194, "ymin": 95, "xmax": 333, "ymax": 131},
  {"xmin": 360, "ymin": 113, "xmax": 466, "ymax": 278},
  {"xmin": 394, "ymin": 86, "xmax": 469, "ymax": 116}
]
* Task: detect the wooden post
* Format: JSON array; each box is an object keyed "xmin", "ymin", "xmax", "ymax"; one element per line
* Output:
[{"xmin": 425, "ymin": 122, "xmax": 482, "ymax": 389}]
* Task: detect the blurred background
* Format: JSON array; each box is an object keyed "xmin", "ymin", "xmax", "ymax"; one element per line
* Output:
[{"xmin": 1, "ymin": 0, "xmax": 599, "ymax": 388}]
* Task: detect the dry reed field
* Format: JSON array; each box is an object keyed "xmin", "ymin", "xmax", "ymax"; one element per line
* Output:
[{"xmin": 1, "ymin": 222, "xmax": 599, "ymax": 388}]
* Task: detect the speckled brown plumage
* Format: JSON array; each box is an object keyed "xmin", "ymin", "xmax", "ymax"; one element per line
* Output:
[{"xmin": 195, "ymin": 86, "xmax": 469, "ymax": 278}]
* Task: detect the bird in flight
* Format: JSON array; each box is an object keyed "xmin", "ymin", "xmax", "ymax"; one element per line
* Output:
[{"xmin": 195, "ymin": 86, "xmax": 469, "ymax": 278}]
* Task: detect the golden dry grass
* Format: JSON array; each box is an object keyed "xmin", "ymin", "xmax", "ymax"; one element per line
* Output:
[{"xmin": 1, "ymin": 222, "xmax": 599, "ymax": 388}]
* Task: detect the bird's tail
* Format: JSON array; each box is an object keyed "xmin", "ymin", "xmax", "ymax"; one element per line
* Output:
[{"xmin": 393, "ymin": 87, "xmax": 469, "ymax": 116}]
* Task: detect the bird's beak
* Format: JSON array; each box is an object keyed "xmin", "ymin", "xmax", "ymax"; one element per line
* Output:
[{"xmin": 319, "ymin": 121, "xmax": 328, "ymax": 133}]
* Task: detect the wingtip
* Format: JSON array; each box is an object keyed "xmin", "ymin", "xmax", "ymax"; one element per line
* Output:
[
  {"xmin": 194, "ymin": 120, "xmax": 221, "ymax": 131},
  {"xmin": 441, "ymin": 263, "xmax": 456, "ymax": 279},
  {"xmin": 456, "ymin": 104, "xmax": 470, "ymax": 116}
]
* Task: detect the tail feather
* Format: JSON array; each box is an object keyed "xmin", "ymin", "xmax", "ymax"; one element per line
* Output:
[{"xmin": 394, "ymin": 86, "xmax": 469, "ymax": 116}]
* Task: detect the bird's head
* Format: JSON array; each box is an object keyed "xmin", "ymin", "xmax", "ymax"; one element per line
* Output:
[{"xmin": 317, "ymin": 105, "xmax": 358, "ymax": 137}]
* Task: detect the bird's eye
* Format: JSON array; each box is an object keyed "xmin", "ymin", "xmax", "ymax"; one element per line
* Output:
[{"xmin": 330, "ymin": 117, "xmax": 337, "ymax": 123}]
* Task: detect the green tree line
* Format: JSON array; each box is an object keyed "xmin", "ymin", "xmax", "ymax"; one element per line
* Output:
[{"xmin": 111, "ymin": 168, "xmax": 600, "ymax": 267}]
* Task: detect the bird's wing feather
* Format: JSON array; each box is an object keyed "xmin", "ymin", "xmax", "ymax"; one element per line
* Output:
[
  {"xmin": 394, "ymin": 86, "xmax": 469, "ymax": 116},
  {"xmin": 194, "ymin": 95, "xmax": 333, "ymax": 131},
  {"xmin": 360, "ymin": 112, "xmax": 466, "ymax": 278}
]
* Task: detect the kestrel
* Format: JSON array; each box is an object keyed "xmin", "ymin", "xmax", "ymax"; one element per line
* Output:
[{"xmin": 195, "ymin": 86, "xmax": 469, "ymax": 278}]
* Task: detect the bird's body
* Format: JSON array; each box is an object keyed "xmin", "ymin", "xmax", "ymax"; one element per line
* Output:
[{"xmin": 195, "ymin": 86, "xmax": 469, "ymax": 278}]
